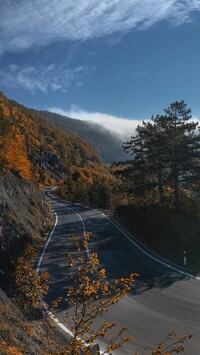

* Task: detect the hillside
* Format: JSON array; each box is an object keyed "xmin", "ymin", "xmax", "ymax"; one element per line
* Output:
[
  {"xmin": 0, "ymin": 288, "xmax": 45, "ymax": 354},
  {"xmin": 38, "ymin": 110, "xmax": 128, "ymax": 164},
  {"xmin": 0, "ymin": 172, "xmax": 52, "ymax": 284},
  {"xmin": 0, "ymin": 92, "xmax": 104, "ymax": 186},
  {"xmin": 0, "ymin": 92, "xmax": 109, "ymax": 279}
]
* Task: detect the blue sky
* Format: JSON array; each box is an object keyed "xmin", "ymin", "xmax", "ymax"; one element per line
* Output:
[{"xmin": 1, "ymin": 1, "xmax": 200, "ymax": 137}]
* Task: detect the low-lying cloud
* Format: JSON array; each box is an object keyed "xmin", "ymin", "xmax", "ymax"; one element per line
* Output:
[
  {"xmin": 48, "ymin": 105, "xmax": 200, "ymax": 139},
  {"xmin": 48, "ymin": 105, "xmax": 146, "ymax": 140},
  {"xmin": 0, "ymin": 1, "xmax": 200, "ymax": 55}
]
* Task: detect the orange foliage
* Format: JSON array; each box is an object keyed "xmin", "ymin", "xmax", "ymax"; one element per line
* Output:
[
  {"xmin": 0, "ymin": 92, "xmax": 104, "ymax": 185},
  {"xmin": 65, "ymin": 233, "xmax": 137, "ymax": 353},
  {"xmin": 0, "ymin": 342, "xmax": 23, "ymax": 355},
  {"xmin": 15, "ymin": 244, "xmax": 49, "ymax": 309},
  {"xmin": 0, "ymin": 103, "xmax": 10, "ymax": 117},
  {"xmin": 4, "ymin": 126, "xmax": 32, "ymax": 180}
]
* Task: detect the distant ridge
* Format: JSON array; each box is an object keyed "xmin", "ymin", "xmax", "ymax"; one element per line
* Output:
[
  {"xmin": 38, "ymin": 110, "xmax": 128, "ymax": 164},
  {"xmin": 0, "ymin": 92, "xmax": 103, "ymax": 185}
]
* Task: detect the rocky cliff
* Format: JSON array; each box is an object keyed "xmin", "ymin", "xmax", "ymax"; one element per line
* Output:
[{"xmin": 0, "ymin": 173, "xmax": 51, "ymax": 283}]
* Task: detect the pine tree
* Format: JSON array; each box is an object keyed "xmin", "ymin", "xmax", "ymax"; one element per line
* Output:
[
  {"xmin": 122, "ymin": 124, "xmax": 152, "ymax": 205},
  {"xmin": 122, "ymin": 101, "xmax": 200, "ymax": 209},
  {"xmin": 162, "ymin": 101, "xmax": 199, "ymax": 209}
]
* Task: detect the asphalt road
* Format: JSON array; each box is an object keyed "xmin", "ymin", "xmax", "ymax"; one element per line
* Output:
[{"xmin": 38, "ymin": 194, "xmax": 200, "ymax": 354}]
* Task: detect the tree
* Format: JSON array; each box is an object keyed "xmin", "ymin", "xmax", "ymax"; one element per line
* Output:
[
  {"xmin": 4, "ymin": 125, "xmax": 32, "ymax": 180},
  {"xmin": 15, "ymin": 238, "xmax": 192, "ymax": 354},
  {"xmin": 122, "ymin": 101, "xmax": 200, "ymax": 209},
  {"xmin": 143, "ymin": 118, "xmax": 169, "ymax": 204},
  {"xmin": 57, "ymin": 167, "xmax": 116, "ymax": 209},
  {"xmin": 161, "ymin": 101, "xmax": 199, "ymax": 209},
  {"xmin": 15, "ymin": 238, "xmax": 137, "ymax": 354},
  {"xmin": 15, "ymin": 244, "xmax": 62, "ymax": 355},
  {"xmin": 134, "ymin": 331, "xmax": 192, "ymax": 355},
  {"xmin": 66, "ymin": 233, "xmax": 137, "ymax": 354},
  {"xmin": 122, "ymin": 124, "xmax": 152, "ymax": 205},
  {"xmin": 15, "ymin": 244, "xmax": 49, "ymax": 310}
]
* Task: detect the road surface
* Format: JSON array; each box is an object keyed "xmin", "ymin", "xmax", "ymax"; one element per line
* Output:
[{"xmin": 38, "ymin": 194, "xmax": 200, "ymax": 354}]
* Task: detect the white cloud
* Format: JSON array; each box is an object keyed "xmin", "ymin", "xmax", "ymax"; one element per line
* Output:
[
  {"xmin": 0, "ymin": 1, "xmax": 200, "ymax": 55},
  {"xmin": 0, "ymin": 64, "xmax": 89, "ymax": 93},
  {"xmin": 47, "ymin": 106, "xmax": 200, "ymax": 139},
  {"xmin": 48, "ymin": 105, "xmax": 146, "ymax": 139}
]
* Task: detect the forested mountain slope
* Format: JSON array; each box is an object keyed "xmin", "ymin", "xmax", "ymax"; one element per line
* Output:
[
  {"xmin": 0, "ymin": 92, "xmax": 104, "ymax": 186},
  {"xmin": 0, "ymin": 92, "xmax": 108, "ymax": 276},
  {"xmin": 38, "ymin": 110, "xmax": 127, "ymax": 163}
]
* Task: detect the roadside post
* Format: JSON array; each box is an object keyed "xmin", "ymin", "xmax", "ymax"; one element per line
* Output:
[{"xmin": 183, "ymin": 251, "xmax": 187, "ymax": 266}]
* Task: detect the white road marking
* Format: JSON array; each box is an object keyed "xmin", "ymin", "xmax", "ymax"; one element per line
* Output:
[
  {"xmin": 40, "ymin": 193, "xmax": 200, "ymax": 355},
  {"xmin": 46, "ymin": 194, "xmax": 200, "ymax": 280},
  {"xmin": 36, "ymin": 205, "xmax": 107, "ymax": 354},
  {"xmin": 91, "ymin": 208, "xmax": 200, "ymax": 281},
  {"xmin": 59, "ymin": 204, "xmax": 90, "ymax": 258},
  {"xmin": 36, "ymin": 211, "xmax": 58, "ymax": 273}
]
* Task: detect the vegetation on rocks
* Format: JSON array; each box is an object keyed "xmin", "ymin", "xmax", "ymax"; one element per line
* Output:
[{"xmin": 0, "ymin": 172, "xmax": 52, "ymax": 280}]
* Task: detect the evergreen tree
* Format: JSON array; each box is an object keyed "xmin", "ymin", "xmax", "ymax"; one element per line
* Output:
[
  {"xmin": 162, "ymin": 101, "xmax": 199, "ymax": 209},
  {"xmin": 122, "ymin": 124, "xmax": 151, "ymax": 205},
  {"xmin": 122, "ymin": 101, "xmax": 200, "ymax": 209}
]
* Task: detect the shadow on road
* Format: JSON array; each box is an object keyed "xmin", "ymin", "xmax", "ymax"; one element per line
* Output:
[
  {"xmin": 42, "ymin": 205, "xmax": 192, "ymax": 309},
  {"xmin": 133, "ymin": 272, "xmax": 190, "ymax": 295}
]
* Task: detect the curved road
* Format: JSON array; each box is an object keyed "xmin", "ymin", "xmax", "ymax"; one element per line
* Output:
[{"xmin": 38, "ymin": 193, "xmax": 200, "ymax": 354}]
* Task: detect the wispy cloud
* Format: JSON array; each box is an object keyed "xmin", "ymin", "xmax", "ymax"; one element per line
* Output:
[
  {"xmin": 0, "ymin": 64, "xmax": 90, "ymax": 93},
  {"xmin": 48, "ymin": 105, "xmax": 146, "ymax": 139},
  {"xmin": 0, "ymin": 1, "xmax": 200, "ymax": 55},
  {"xmin": 131, "ymin": 71, "xmax": 148, "ymax": 78}
]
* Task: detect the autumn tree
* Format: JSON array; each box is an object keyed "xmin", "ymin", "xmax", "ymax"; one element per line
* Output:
[
  {"xmin": 15, "ymin": 244, "xmax": 63, "ymax": 355},
  {"xmin": 57, "ymin": 167, "xmax": 116, "ymax": 209},
  {"xmin": 134, "ymin": 331, "xmax": 192, "ymax": 355},
  {"xmin": 65, "ymin": 233, "xmax": 137, "ymax": 354},
  {"xmin": 15, "ymin": 238, "xmax": 192, "ymax": 354},
  {"xmin": 15, "ymin": 240, "xmax": 136, "ymax": 354},
  {"xmin": 4, "ymin": 125, "xmax": 32, "ymax": 180},
  {"xmin": 15, "ymin": 244, "xmax": 49, "ymax": 310},
  {"xmin": 15, "ymin": 238, "xmax": 136, "ymax": 354}
]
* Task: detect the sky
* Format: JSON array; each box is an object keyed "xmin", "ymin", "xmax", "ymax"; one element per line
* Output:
[{"xmin": 1, "ymin": 0, "xmax": 200, "ymax": 138}]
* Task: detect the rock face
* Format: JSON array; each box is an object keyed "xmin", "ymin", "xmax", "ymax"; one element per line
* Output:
[
  {"xmin": 0, "ymin": 172, "xmax": 51, "ymax": 278},
  {"xmin": 0, "ymin": 288, "xmax": 44, "ymax": 354}
]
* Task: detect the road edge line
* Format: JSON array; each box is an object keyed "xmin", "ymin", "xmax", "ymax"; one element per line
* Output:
[
  {"xmin": 91, "ymin": 207, "xmax": 200, "ymax": 281},
  {"xmin": 36, "ymin": 207, "xmax": 105, "ymax": 355}
]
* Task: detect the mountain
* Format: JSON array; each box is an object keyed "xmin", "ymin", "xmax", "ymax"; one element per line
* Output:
[
  {"xmin": 0, "ymin": 92, "xmax": 107, "ymax": 275},
  {"xmin": 38, "ymin": 110, "xmax": 128, "ymax": 163},
  {"xmin": 0, "ymin": 92, "xmax": 103, "ymax": 186}
]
